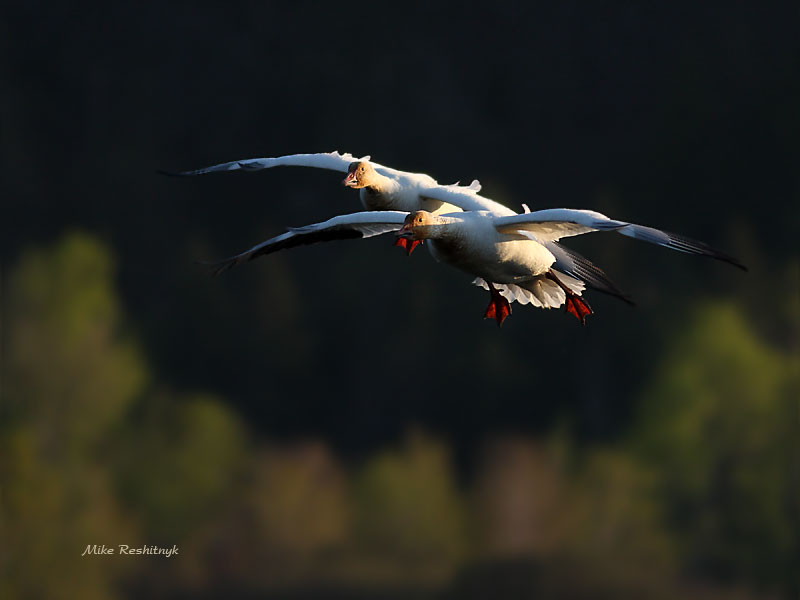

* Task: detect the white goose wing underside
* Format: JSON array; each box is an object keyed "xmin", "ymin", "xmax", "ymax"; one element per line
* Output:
[
  {"xmin": 495, "ymin": 210, "xmax": 746, "ymax": 269},
  {"xmin": 493, "ymin": 209, "xmax": 628, "ymax": 242},
  {"xmin": 204, "ymin": 211, "xmax": 408, "ymax": 276},
  {"xmin": 164, "ymin": 151, "xmax": 373, "ymax": 176}
]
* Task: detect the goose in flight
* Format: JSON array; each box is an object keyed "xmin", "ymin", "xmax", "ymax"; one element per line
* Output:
[
  {"xmin": 165, "ymin": 151, "xmax": 744, "ymax": 322},
  {"xmin": 163, "ymin": 150, "xmax": 629, "ymax": 306},
  {"xmin": 162, "ymin": 150, "xmax": 485, "ymax": 254},
  {"xmin": 203, "ymin": 208, "xmax": 744, "ymax": 326}
]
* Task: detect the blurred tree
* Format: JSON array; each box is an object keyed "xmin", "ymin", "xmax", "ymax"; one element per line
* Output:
[
  {"xmin": 472, "ymin": 437, "xmax": 567, "ymax": 557},
  {"xmin": 470, "ymin": 435, "xmax": 677, "ymax": 597},
  {"xmin": 115, "ymin": 392, "xmax": 247, "ymax": 543},
  {"xmin": 561, "ymin": 448, "xmax": 676, "ymax": 590},
  {"xmin": 4, "ymin": 233, "xmax": 146, "ymax": 455},
  {"xmin": 1, "ymin": 233, "xmax": 145, "ymax": 600},
  {"xmin": 247, "ymin": 442, "xmax": 348, "ymax": 555},
  {"xmin": 214, "ymin": 441, "xmax": 350, "ymax": 589},
  {"xmin": 635, "ymin": 302, "xmax": 798, "ymax": 594},
  {"xmin": 351, "ymin": 429, "xmax": 467, "ymax": 584},
  {"xmin": 113, "ymin": 391, "xmax": 249, "ymax": 595}
]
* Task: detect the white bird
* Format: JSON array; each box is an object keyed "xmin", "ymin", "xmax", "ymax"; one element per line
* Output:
[
  {"xmin": 162, "ymin": 150, "xmax": 487, "ymax": 253},
  {"xmin": 204, "ymin": 208, "xmax": 745, "ymax": 326},
  {"xmin": 164, "ymin": 150, "xmax": 630, "ymax": 310}
]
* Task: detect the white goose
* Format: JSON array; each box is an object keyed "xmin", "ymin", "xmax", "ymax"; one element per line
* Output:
[
  {"xmin": 165, "ymin": 151, "xmax": 631, "ymax": 310},
  {"xmin": 204, "ymin": 208, "xmax": 745, "ymax": 326},
  {"xmin": 163, "ymin": 150, "xmax": 484, "ymax": 252}
]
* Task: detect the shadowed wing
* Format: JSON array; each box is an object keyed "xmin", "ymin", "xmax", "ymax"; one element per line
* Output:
[
  {"xmin": 547, "ymin": 242, "xmax": 635, "ymax": 305},
  {"xmin": 203, "ymin": 211, "xmax": 408, "ymax": 276}
]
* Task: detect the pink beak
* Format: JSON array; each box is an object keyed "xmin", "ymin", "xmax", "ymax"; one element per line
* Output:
[
  {"xmin": 342, "ymin": 171, "xmax": 357, "ymax": 186},
  {"xmin": 396, "ymin": 223, "xmax": 414, "ymax": 238}
]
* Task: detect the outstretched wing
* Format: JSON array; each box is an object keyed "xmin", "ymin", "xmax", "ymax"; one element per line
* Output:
[
  {"xmin": 204, "ymin": 211, "xmax": 408, "ymax": 276},
  {"xmin": 546, "ymin": 242, "xmax": 635, "ymax": 305},
  {"xmin": 162, "ymin": 151, "xmax": 372, "ymax": 177},
  {"xmin": 493, "ymin": 209, "xmax": 628, "ymax": 242},
  {"xmin": 495, "ymin": 209, "xmax": 746, "ymax": 270},
  {"xmin": 615, "ymin": 225, "xmax": 747, "ymax": 270}
]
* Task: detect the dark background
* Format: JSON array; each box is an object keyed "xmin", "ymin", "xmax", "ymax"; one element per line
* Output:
[{"xmin": 2, "ymin": 2, "xmax": 798, "ymax": 599}]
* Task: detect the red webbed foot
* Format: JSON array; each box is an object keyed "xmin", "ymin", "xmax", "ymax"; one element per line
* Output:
[
  {"xmin": 564, "ymin": 294, "xmax": 593, "ymax": 325},
  {"xmin": 483, "ymin": 285, "xmax": 512, "ymax": 327},
  {"xmin": 394, "ymin": 237, "xmax": 422, "ymax": 256},
  {"xmin": 546, "ymin": 270, "xmax": 594, "ymax": 325}
]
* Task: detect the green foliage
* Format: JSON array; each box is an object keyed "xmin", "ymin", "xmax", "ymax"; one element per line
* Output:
[
  {"xmin": 115, "ymin": 393, "xmax": 247, "ymax": 542},
  {"xmin": 352, "ymin": 430, "xmax": 466, "ymax": 581},
  {"xmin": 244, "ymin": 443, "xmax": 348, "ymax": 557},
  {"xmin": 2, "ymin": 232, "xmax": 792, "ymax": 598},
  {"xmin": 1, "ymin": 233, "xmax": 145, "ymax": 600},
  {"xmin": 635, "ymin": 302, "xmax": 798, "ymax": 589},
  {"xmin": 5, "ymin": 233, "xmax": 146, "ymax": 454},
  {"xmin": 471, "ymin": 438, "xmax": 677, "ymax": 596},
  {"xmin": 562, "ymin": 449, "xmax": 676, "ymax": 588},
  {"xmin": 201, "ymin": 442, "xmax": 351, "ymax": 588}
]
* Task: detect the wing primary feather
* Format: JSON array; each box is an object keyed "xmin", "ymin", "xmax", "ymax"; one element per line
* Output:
[
  {"xmin": 160, "ymin": 151, "xmax": 368, "ymax": 178},
  {"xmin": 620, "ymin": 226, "xmax": 747, "ymax": 271},
  {"xmin": 198, "ymin": 214, "xmax": 405, "ymax": 277},
  {"xmin": 204, "ymin": 228, "xmax": 367, "ymax": 275},
  {"xmin": 158, "ymin": 168, "xmax": 196, "ymax": 177},
  {"xmin": 546, "ymin": 242, "xmax": 635, "ymax": 306},
  {"xmin": 158, "ymin": 161, "xmax": 242, "ymax": 177}
]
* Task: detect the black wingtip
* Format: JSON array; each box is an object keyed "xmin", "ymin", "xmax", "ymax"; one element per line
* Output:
[
  {"xmin": 195, "ymin": 259, "xmax": 230, "ymax": 277},
  {"xmin": 708, "ymin": 251, "xmax": 748, "ymax": 272},
  {"xmin": 157, "ymin": 168, "xmax": 189, "ymax": 177},
  {"xmin": 667, "ymin": 231, "xmax": 748, "ymax": 272},
  {"xmin": 620, "ymin": 293, "xmax": 637, "ymax": 308},
  {"xmin": 731, "ymin": 258, "xmax": 748, "ymax": 272},
  {"xmin": 704, "ymin": 245, "xmax": 747, "ymax": 272}
]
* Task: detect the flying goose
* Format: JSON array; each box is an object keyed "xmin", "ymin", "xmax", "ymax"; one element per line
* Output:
[
  {"xmin": 162, "ymin": 150, "xmax": 485, "ymax": 253},
  {"xmin": 203, "ymin": 208, "xmax": 744, "ymax": 326},
  {"xmin": 163, "ymin": 150, "xmax": 631, "ymax": 306}
]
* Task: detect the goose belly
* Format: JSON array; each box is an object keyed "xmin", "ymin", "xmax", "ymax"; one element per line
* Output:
[{"xmin": 429, "ymin": 237, "xmax": 555, "ymax": 283}]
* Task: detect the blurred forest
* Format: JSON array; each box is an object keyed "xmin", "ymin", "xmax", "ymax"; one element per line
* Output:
[{"xmin": 1, "ymin": 2, "xmax": 798, "ymax": 599}]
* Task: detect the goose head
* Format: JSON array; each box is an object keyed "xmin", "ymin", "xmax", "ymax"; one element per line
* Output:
[
  {"xmin": 397, "ymin": 210, "xmax": 440, "ymax": 241},
  {"xmin": 342, "ymin": 161, "xmax": 379, "ymax": 189}
]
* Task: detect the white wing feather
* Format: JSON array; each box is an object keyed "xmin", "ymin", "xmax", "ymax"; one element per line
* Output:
[
  {"xmin": 493, "ymin": 209, "xmax": 628, "ymax": 242},
  {"xmin": 286, "ymin": 211, "xmax": 408, "ymax": 237},
  {"xmin": 472, "ymin": 274, "xmax": 584, "ymax": 309},
  {"xmin": 170, "ymin": 151, "xmax": 373, "ymax": 176},
  {"xmin": 492, "ymin": 210, "xmax": 745, "ymax": 269}
]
